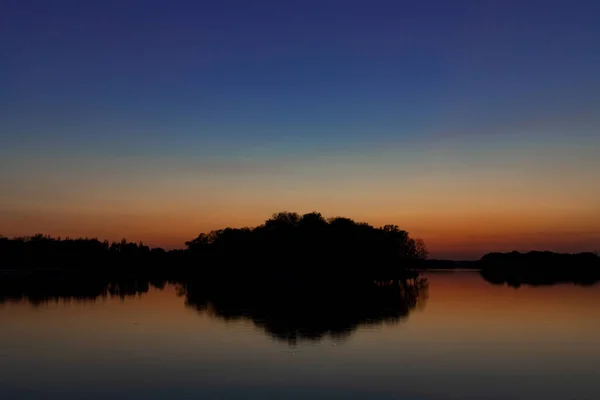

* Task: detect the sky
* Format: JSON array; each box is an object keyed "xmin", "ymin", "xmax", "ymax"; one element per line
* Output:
[{"xmin": 1, "ymin": 0, "xmax": 599, "ymax": 259}]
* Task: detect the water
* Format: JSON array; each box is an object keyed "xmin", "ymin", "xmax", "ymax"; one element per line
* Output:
[{"xmin": 1, "ymin": 271, "xmax": 599, "ymax": 399}]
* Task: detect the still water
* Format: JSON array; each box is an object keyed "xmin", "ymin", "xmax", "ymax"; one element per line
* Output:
[{"xmin": 1, "ymin": 271, "xmax": 599, "ymax": 400}]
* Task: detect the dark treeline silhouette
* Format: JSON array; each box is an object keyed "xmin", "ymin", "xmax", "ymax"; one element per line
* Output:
[
  {"xmin": 3, "ymin": 213, "xmax": 599, "ymax": 285},
  {"xmin": 179, "ymin": 277, "xmax": 428, "ymax": 346},
  {"xmin": 414, "ymin": 251, "xmax": 599, "ymax": 286},
  {"xmin": 1, "ymin": 212, "xmax": 427, "ymax": 279},
  {"xmin": 0, "ymin": 234, "xmax": 177, "ymax": 271},
  {"xmin": 479, "ymin": 251, "xmax": 600, "ymax": 286},
  {"xmin": 184, "ymin": 211, "xmax": 427, "ymax": 278}
]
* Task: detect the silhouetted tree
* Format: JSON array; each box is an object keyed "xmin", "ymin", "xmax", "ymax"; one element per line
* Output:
[
  {"xmin": 185, "ymin": 211, "xmax": 428, "ymax": 278},
  {"xmin": 0, "ymin": 235, "xmax": 169, "ymax": 270},
  {"xmin": 1, "ymin": 211, "xmax": 428, "ymax": 278},
  {"xmin": 413, "ymin": 238, "xmax": 428, "ymax": 260}
]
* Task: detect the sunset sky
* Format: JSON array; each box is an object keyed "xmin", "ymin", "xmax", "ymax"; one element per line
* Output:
[{"xmin": 2, "ymin": 0, "xmax": 599, "ymax": 259}]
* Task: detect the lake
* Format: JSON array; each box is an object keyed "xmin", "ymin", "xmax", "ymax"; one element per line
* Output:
[{"xmin": 1, "ymin": 271, "xmax": 599, "ymax": 399}]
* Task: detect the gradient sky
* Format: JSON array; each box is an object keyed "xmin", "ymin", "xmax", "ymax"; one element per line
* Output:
[{"xmin": 1, "ymin": 0, "xmax": 599, "ymax": 259}]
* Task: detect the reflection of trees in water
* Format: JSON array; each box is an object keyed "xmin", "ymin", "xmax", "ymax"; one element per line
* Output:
[
  {"xmin": 479, "ymin": 251, "xmax": 600, "ymax": 287},
  {"xmin": 0, "ymin": 274, "xmax": 428, "ymax": 346},
  {"xmin": 480, "ymin": 269, "xmax": 600, "ymax": 288},
  {"xmin": 0, "ymin": 274, "xmax": 161, "ymax": 306},
  {"xmin": 178, "ymin": 278, "xmax": 428, "ymax": 346}
]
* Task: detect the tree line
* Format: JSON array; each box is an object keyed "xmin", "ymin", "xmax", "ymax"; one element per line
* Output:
[
  {"xmin": 3, "ymin": 211, "xmax": 597, "ymax": 284},
  {"xmin": 0, "ymin": 211, "xmax": 427, "ymax": 278}
]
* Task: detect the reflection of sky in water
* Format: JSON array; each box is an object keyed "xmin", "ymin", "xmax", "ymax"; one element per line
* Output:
[{"xmin": 1, "ymin": 272, "xmax": 599, "ymax": 400}]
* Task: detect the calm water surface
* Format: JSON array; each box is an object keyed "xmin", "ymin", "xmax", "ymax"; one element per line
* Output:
[{"xmin": 1, "ymin": 271, "xmax": 599, "ymax": 399}]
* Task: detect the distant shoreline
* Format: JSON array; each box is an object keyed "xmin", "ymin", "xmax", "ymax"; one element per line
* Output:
[{"xmin": 2, "ymin": 212, "xmax": 598, "ymax": 286}]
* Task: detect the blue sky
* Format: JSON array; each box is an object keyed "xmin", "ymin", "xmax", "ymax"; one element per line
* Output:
[{"xmin": 1, "ymin": 0, "xmax": 599, "ymax": 258}]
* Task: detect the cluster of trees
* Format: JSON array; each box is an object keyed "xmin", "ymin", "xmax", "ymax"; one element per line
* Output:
[
  {"xmin": 185, "ymin": 211, "xmax": 427, "ymax": 276},
  {"xmin": 0, "ymin": 212, "xmax": 427, "ymax": 278},
  {"xmin": 480, "ymin": 250, "xmax": 599, "ymax": 266},
  {"xmin": 0, "ymin": 234, "xmax": 172, "ymax": 270}
]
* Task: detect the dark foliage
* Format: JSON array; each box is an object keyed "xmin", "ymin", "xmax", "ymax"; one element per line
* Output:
[
  {"xmin": 0, "ymin": 212, "xmax": 427, "ymax": 279},
  {"xmin": 0, "ymin": 234, "xmax": 176, "ymax": 271},
  {"xmin": 184, "ymin": 211, "xmax": 427, "ymax": 278}
]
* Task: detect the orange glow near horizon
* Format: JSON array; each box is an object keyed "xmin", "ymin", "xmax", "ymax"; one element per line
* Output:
[
  {"xmin": 1, "ymin": 204, "xmax": 599, "ymax": 259},
  {"xmin": 2, "ymin": 1, "xmax": 600, "ymax": 261},
  {"xmin": 1, "ymin": 137, "xmax": 599, "ymax": 259}
]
